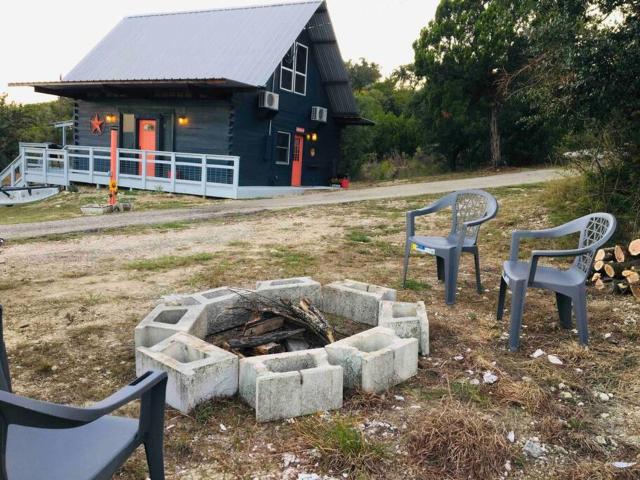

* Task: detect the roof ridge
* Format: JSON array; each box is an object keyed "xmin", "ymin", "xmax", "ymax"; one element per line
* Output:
[{"xmin": 126, "ymin": 0, "xmax": 323, "ymax": 20}]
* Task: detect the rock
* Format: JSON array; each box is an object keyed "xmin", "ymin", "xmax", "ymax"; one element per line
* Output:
[
  {"xmin": 612, "ymin": 461, "xmax": 637, "ymax": 469},
  {"xmin": 283, "ymin": 453, "xmax": 299, "ymax": 468},
  {"xmin": 394, "ymin": 395, "xmax": 405, "ymax": 401},
  {"xmin": 547, "ymin": 354, "xmax": 563, "ymax": 365},
  {"xmin": 523, "ymin": 438, "xmax": 546, "ymax": 458},
  {"xmin": 483, "ymin": 371, "xmax": 498, "ymax": 384},
  {"xmin": 531, "ymin": 349, "xmax": 545, "ymax": 359},
  {"xmin": 595, "ymin": 436, "xmax": 607, "ymax": 446},
  {"xmin": 595, "ymin": 392, "xmax": 611, "ymax": 402},
  {"xmin": 507, "ymin": 431, "xmax": 516, "ymax": 443},
  {"xmin": 560, "ymin": 391, "xmax": 573, "ymax": 399},
  {"xmin": 470, "ymin": 379, "xmax": 480, "ymax": 386},
  {"xmin": 453, "ymin": 355, "xmax": 464, "ymax": 361}
]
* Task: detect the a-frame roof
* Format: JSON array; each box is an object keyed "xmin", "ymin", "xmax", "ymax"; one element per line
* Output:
[{"xmin": 12, "ymin": 1, "xmax": 369, "ymax": 121}]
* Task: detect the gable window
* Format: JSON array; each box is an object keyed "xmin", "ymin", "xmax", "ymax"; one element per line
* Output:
[
  {"xmin": 275, "ymin": 131, "xmax": 291, "ymax": 165},
  {"xmin": 280, "ymin": 42, "xmax": 308, "ymax": 96}
]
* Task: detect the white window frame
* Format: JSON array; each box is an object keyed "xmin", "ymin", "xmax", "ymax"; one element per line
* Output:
[
  {"xmin": 275, "ymin": 131, "xmax": 291, "ymax": 165},
  {"xmin": 279, "ymin": 42, "xmax": 308, "ymax": 96}
]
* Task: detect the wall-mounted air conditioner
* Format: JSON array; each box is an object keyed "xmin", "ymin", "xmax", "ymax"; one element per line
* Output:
[
  {"xmin": 311, "ymin": 106, "xmax": 328, "ymax": 123},
  {"xmin": 259, "ymin": 91, "xmax": 279, "ymax": 111}
]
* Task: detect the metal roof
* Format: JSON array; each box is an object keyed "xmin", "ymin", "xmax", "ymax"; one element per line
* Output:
[
  {"xmin": 16, "ymin": 1, "xmax": 368, "ymax": 121},
  {"xmin": 64, "ymin": 1, "xmax": 324, "ymax": 86}
]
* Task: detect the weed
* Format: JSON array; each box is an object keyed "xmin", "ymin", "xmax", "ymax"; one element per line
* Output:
[
  {"xmin": 403, "ymin": 279, "xmax": 432, "ymax": 291},
  {"xmin": 295, "ymin": 416, "xmax": 388, "ymax": 475},
  {"xmin": 346, "ymin": 230, "xmax": 372, "ymax": 243},
  {"xmin": 126, "ymin": 252, "xmax": 215, "ymax": 271},
  {"xmin": 407, "ymin": 401, "xmax": 512, "ymax": 478}
]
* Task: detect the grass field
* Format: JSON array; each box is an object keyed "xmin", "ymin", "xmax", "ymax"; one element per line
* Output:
[{"xmin": 0, "ymin": 181, "xmax": 638, "ymax": 479}]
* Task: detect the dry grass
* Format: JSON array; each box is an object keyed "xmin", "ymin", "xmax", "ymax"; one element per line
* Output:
[{"xmin": 406, "ymin": 401, "xmax": 512, "ymax": 478}]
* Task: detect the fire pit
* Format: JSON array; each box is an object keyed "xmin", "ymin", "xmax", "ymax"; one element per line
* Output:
[{"xmin": 134, "ymin": 277, "xmax": 430, "ymax": 421}]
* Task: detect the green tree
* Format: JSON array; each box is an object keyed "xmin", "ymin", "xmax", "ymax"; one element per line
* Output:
[
  {"xmin": 0, "ymin": 94, "xmax": 73, "ymax": 171},
  {"xmin": 413, "ymin": 0, "xmax": 534, "ymax": 169},
  {"xmin": 345, "ymin": 58, "xmax": 382, "ymax": 91}
]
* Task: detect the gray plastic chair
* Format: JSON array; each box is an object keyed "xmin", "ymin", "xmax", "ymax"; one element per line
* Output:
[
  {"xmin": 0, "ymin": 305, "xmax": 168, "ymax": 480},
  {"xmin": 402, "ymin": 190, "xmax": 499, "ymax": 304},
  {"xmin": 497, "ymin": 213, "xmax": 617, "ymax": 351}
]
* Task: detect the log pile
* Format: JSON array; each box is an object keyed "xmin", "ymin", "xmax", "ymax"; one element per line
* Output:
[
  {"xmin": 209, "ymin": 290, "xmax": 336, "ymax": 357},
  {"xmin": 591, "ymin": 238, "xmax": 640, "ymax": 301}
]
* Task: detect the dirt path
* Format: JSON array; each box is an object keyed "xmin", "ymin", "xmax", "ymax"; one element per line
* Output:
[{"xmin": 1, "ymin": 168, "xmax": 564, "ymax": 240}]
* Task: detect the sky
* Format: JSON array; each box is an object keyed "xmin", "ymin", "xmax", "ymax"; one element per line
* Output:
[{"xmin": 1, "ymin": 0, "xmax": 439, "ymax": 104}]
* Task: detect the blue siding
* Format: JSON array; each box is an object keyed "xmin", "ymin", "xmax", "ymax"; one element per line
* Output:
[{"xmin": 230, "ymin": 29, "xmax": 342, "ymax": 187}]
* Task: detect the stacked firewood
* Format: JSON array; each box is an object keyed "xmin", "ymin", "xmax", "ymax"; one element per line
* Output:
[{"xmin": 591, "ymin": 239, "xmax": 640, "ymax": 301}]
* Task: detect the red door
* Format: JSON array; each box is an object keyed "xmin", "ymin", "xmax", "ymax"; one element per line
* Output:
[
  {"xmin": 291, "ymin": 134, "xmax": 304, "ymax": 187},
  {"xmin": 138, "ymin": 119, "xmax": 157, "ymax": 177}
]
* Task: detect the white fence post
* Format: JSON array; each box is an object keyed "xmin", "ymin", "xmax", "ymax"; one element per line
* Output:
[
  {"xmin": 171, "ymin": 153, "xmax": 177, "ymax": 193},
  {"xmin": 142, "ymin": 151, "xmax": 147, "ymax": 189},
  {"xmin": 63, "ymin": 150, "xmax": 69, "ymax": 186},
  {"xmin": 89, "ymin": 148, "xmax": 94, "ymax": 184},
  {"xmin": 201, "ymin": 155, "xmax": 207, "ymax": 198},
  {"xmin": 21, "ymin": 147, "xmax": 27, "ymax": 186},
  {"xmin": 233, "ymin": 157, "xmax": 240, "ymax": 198},
  {"xmin": 43, "ymin": 147, "xmax": 48, "ymax": 185}
]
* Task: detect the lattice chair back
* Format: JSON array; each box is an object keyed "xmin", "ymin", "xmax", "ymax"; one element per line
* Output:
[
  {"xmin": 449, "ymin": 190, "xmax": 498, "ymax": 244},
  {"xmin": 573, "ymin": 213, "xmax": 617, "ymax": 276},
  {"xmin": 0, "ymin": 306, "xmax": 12, "ymax": 393}
]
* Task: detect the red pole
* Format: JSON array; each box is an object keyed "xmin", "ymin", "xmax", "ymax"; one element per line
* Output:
[{"xmin": 109, "ymin": 127, "xmax": 118, "ymax": 206}]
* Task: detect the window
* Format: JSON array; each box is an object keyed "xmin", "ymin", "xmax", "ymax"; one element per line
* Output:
[
  {"xmin": 275, "ymin": 131, "xmax": 291, "ymax": 165},
  {"xmin": 280, "ymin": 42, "xmax": 308, "ymax": 96}
]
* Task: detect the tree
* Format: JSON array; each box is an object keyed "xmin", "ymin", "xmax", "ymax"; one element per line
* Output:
[
  {"xmin": 413, "ymin": 0, "xmax": 534, "ymax": 169},
  {"xmin": 0, "ymin": 95, "xmax": 73, "ymax": 171},
  {"xmin": 345, "ymin": 58, "xmax": 382, "ymax": 91}
]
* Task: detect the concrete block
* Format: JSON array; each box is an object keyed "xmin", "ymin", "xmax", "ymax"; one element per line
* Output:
[
  {"xmin": 239, "ymin": 349, "xmax": 343, "ymax": 422},
  {"xmin": 136, "ymin": 332, "xmax": 238, "ymax": 414},
  {"xmin": 193, "ymin": 287, "xmax": 253, "ymax": 335},
  {"xmin": 321, "ymin": 280, "xmax": 396, "ymax": 326},
  {"xmin": 255, "ymin": 277, "xmax": 322, "ymax": 305},
  {"xmin": 378, "ymin": 301, "xmax": 429, "ymax": 355},
  {"xmin": 325, "ymin": 327, "xmax": 418, "ymax": 393},
  {"xmin": 134, "ymin": 304, "xmax": 207, "ymax": 348}
]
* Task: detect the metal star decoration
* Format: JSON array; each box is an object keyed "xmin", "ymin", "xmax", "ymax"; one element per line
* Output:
[{"xmin": 90, "ymin": 114, "xmax": 104, "ymax": 135}]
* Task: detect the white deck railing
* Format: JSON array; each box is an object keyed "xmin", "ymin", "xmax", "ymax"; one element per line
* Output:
[{"xmin": 12, "ymin": 144, "xmax": 240, "ymax": 199}]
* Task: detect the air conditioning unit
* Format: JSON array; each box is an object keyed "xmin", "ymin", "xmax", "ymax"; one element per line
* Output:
[
  {"xmin": 259, "ymin": 91, "xmax": 279, "ymax": 111},
  {"xmin": 311, "ymin": 106, "xmax": 328, "ymax": 123}
]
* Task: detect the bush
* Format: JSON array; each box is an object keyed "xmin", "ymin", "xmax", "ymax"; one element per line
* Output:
[{"xmin": 358, "ymin": 150, "xmax": 445, "ymax": 182}]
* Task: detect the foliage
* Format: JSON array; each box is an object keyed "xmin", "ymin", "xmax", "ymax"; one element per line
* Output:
[
  {"xmin": 0, "ymin": 94, "xmax": 73, "ymax": 171},
  {"xmin": 520, "ymin": 0, "xmax": 640, "ymax": 237},
  {"xmin": 412, "ymin": 0, "xmax": 552, "ymax": 170},
  {"xmin": 345, "ymin": 58, "xmax": 382, "ymax": 91}
]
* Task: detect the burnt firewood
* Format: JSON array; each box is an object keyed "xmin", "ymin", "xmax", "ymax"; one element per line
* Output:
[{"xmin": 227, "ymin": 328, "xmax": 306, "ymax": 349}]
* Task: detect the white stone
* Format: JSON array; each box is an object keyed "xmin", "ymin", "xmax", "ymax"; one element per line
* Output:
[
  {"xmin": 612, "ymin": 462, "xmax": 636, "ymax": 469},
  {"xmin": 322, "ymin": 280, "xmax": 396, "ymax": 326},
  {"xmin": 134, "ymin": 304, "xmax": 207, "ymax": 348},
  {"xmin": 136, "ymin": 332, "xmax": 238, "ymax": 414},
  {"xmin": 255, "ymin": 277, "xmax": 322, "ymax": 305},
  {"xmin": 523, "ymin": 438, "xmax": 546, "ymax": 458},
  {"xmin": 325, "ymin": 327, "xmax": 418, "ymax": 393},
  {"xmin": 531, "ymin": 349, "xmax": 545, "ymax": 359},
  {"xmin": 547, "ymin": 354, "xmax": 563, "ymax": 365},
  {"xmin": 239, "ymin": 349, "xmax": 343, "ymax": 423},
  {"xmin": 483, "ymin": 371, "xmax": 498, "ymax": 384},
  {"xmin": 378, "ymin": 300, "xmax": 429, "ymax": 355},
  {"xmin": 507, "ymin": 431, "xmax": 515, "ymax": 443},
  {"xmin": 595, "ymin": 392, "xmax": 611, "ymax": 402},
  {"xmin": 560, "ymin": 391, "xmax": 573, "ymax": 399}
]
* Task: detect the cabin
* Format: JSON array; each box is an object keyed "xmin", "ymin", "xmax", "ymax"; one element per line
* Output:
[{"xmin": 5, "ymin": 1, "xmax": 371, "ymax": 199}]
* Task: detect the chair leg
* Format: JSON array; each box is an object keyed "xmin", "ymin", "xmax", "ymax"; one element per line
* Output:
[
  {"xmin": 473, "ymin": 250, "xmax": 483, "ymax": 294},
  {"xmin": 145, "ymin": 435, "xmax": 165, "ymax": 480},
  {"xmin": 436, "ymin": 256, "xmax": 445, "ymax": 282},
  {"xmin": 497, "ymin": 276, "xmax": 507, "ymax": 321},
  {"xmin": 444, "ymin": 254, "xmax": 459, "ymax": 306},
  {"xmin": 402, "ymin": 241, "xmax": 411, "ymax": 288},
  {"xmin": 556, "ymin": 293, "xmax": 573, "ymax": 329},
  {"xmin": 573, "ymin": 289, "xmax": 589, "ymax": 346},
  {"xmin": 508, "ymin": 280, "xmax": 527, "ymax": 352}
]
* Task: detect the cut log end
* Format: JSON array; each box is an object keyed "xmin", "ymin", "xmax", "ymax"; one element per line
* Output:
[
  {"xmin": 615, "ymin": 245, "xmax": 630, "ymax": 263},
  {"xmin": 629, "ymin": 239, "xmax": 640, "ymax": 257}
]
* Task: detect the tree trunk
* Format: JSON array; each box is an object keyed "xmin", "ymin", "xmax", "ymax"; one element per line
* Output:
[{"xmin": 490, "ymin": 103, "xmax": 501, "ymax": 169}]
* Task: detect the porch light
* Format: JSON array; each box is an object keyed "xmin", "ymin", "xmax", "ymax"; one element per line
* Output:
[
  {"xmin": 311, "ymin": 132, "xmax": 318, "ymax": 142},
  {"xmin": 178, "ymin": 116, "xmax": 189, "ymax": 126},
  {"xmin": 105, "ymin": 113, "xmax": 117, "ymax": 124}
]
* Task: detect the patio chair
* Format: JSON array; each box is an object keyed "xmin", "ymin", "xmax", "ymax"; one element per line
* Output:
[
  {"xmin": 0, "ymin": 305, "xmax": 168, "ymax": 480},
  {"xmin": 497, "ymin": 213, "xmax": 616, "ymax": 351},
  {"xmin": 402, "ymin": 189, "xmax": 499, "ymax": 305}
]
